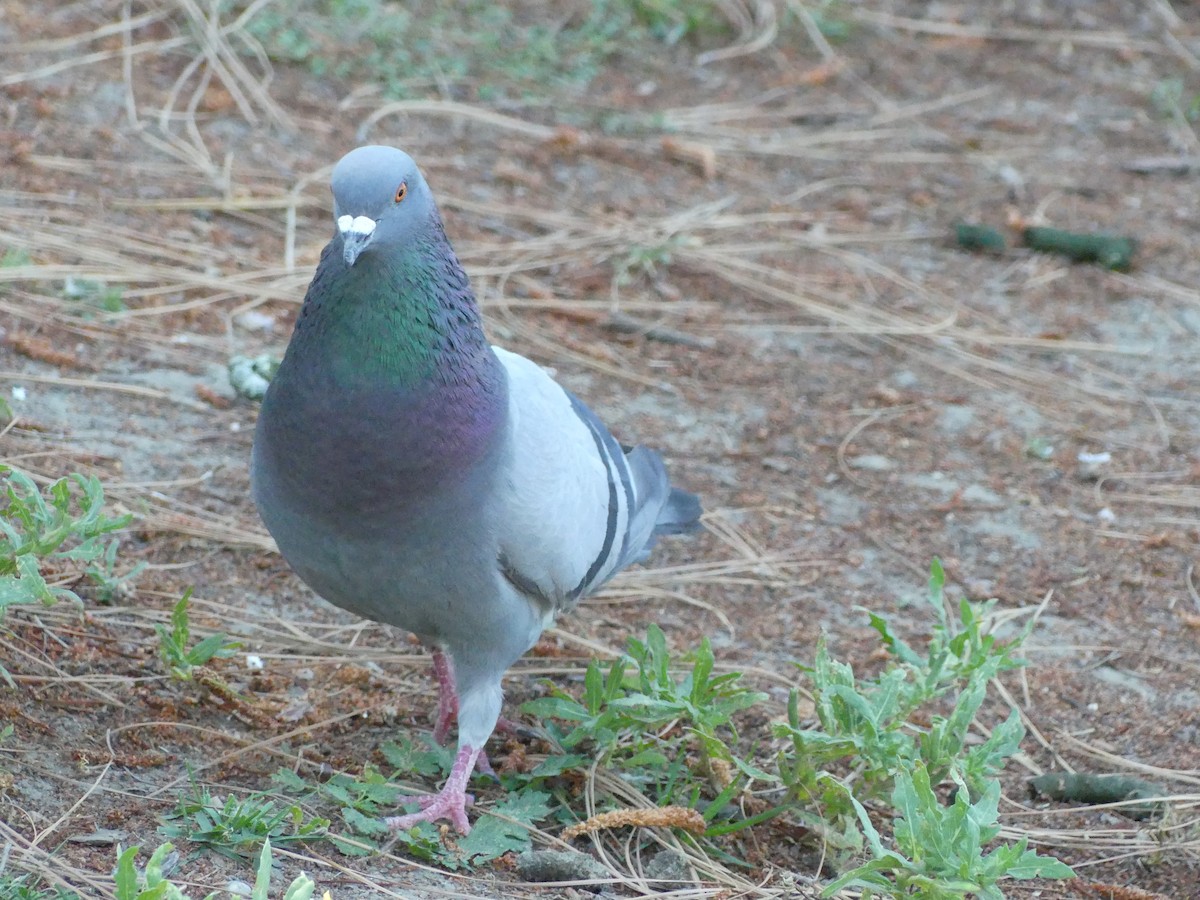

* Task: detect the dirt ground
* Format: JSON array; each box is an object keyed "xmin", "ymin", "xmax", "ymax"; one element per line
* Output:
[{"xmin": 2, "ymin": 1, "xmax": 1200, "ymax": 897}]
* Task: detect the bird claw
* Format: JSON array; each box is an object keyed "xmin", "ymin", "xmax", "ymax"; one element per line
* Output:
[
  {"xmin": 410, "ymin": 792, "xmax": 470, "ymax": 816},
  {"xmin": 385, "ymin": 788, "xmax": 473, "ymax": 834},
  {"xmin": 384, "ymin": 744, "xmax": 480, "ymax": 834}
]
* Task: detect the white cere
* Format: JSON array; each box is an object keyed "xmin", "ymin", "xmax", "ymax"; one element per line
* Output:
[{"xmin": 337, "ymin": 214, "xmax": 377, "ymax": 237}]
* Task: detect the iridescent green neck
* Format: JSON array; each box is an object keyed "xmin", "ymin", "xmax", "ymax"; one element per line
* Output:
[{"xmin": 288, "ymin": 235, "xmax": 489, "ymax": 390}]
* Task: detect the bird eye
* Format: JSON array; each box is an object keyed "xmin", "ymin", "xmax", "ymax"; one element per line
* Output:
[{"xmin": 394, "ymin": 181, "xmax": 408, "ymax": 203}]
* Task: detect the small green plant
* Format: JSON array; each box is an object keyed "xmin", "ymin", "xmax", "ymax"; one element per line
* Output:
[
  {"xmin": 524, "ymin": 623, "xmax": 770, "ymax": 821},
  {"xmin": 264, "ymin": 562, "xmax": 1074, "ymax": 895},
  {"xmin": 614, "ymin": 234, "xmax": 699, "ymax": 285},
  {"xmin": 273, "ymin": 757, "xmax": 414, "ymax": 857},
  {"xmin": 776, "ymin": 560, "xmax": 1073, "ymax": 894},
  {"xmin": 154, "ymin": 589, "xmax": 240, "ymax": 681},
  {"xmin": 628, "ymin": 0, "xmax": 727, "ymax": 45},
  {"xmin": 0, "ymin": 875, "xmax": 80, "ymax": 900},
  {"xmin": 112, "ymin": 842, "xmax": 184, "ymax": 900},
  {"xmin": 824, "ymin": 765, "xmax": 1073, "ymax": 898},
  {"xmin": 273, "ymin": 742, "xmax": 553, "ymax": 867},
  {"xmin": 245, "ymin": 838, "xmax": 316, "ymax": 900},
  {"xmin": 0, "ymin": 467, "xmax": 140, "ymax": 634},
  {"xmin": 779, "ymin": 560, "xmax": 1027, "ymax": 795},
  {"xmin": 1150, "ymin": 77, "xmax": 1200, "ymax": 122},
  {"xmin": 112, "ymin": 838, "xmax": 316, "ymax": 900},
  {"xmin": 239, "ymin": 0, "xmax": 758, "ymax": 102},
  {"xmin": 1, "ymin": 248, "xmax": 31, "ymax": 269},
  {"xmin": 805, "ymin": 0, "xmax": 851, "ymax": 41},
  {"xmin": 158, "ymin": 780, "xmax": 328, "ymax": 859},
  {"xmin": 61, "ymin": 277, "xmax": 125, "ymax": 313}
]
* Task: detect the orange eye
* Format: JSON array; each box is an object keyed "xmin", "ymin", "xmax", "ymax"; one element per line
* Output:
[{"xmin": 394, "ymin": 181, "xmax": 408, "ymax": 203}]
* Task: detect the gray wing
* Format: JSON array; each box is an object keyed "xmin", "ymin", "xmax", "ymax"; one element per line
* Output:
[{"xmin": 492, "ymin": 348, "xmax": 700, "ymax": 613}]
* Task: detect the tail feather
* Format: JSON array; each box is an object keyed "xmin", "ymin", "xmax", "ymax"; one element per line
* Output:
[
  {"xmin": 654, "ymin": 486, "xmax": 703, "ymax": 536},
  {"xmin": 620, "ymin": 446, "xmax": 702, "ymax": 568}
]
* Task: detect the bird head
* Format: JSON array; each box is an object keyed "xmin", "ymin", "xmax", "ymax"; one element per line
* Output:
[{"xmin": 330, "ymin": 145, "xmax": 435, "ymax": 267}]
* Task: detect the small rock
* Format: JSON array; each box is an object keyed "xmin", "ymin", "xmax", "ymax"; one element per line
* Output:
[
  {"xmin": 846, "ymin": 454, "xmax": 895, "ymax": 471},
  {"xmin": 644, "ymin": 849, "xmax": 694, "ymax": 884},
  {"xmin": 938, "ymin": 404, "xmax": 975, "ymax": 434},
  {"xmin": 762, "ymin": 456, "xmax": 792, "ymax": 473},
  {"xmin": 67, "ymin": 828, "xmax": 124, "ymax": 845},
  {"xmin": 963, "ymin": 578, "xmax": 995, "ymax": 601},
  {"xmin": 235, "ymin": 310, "xmax": 277, "ymax": 332},
  {"xmin": 516, "ymin": 849, "xmax": 607, "ymax": 884},
  {"xmin": 962, "ymin": 484, "xmax": 1003, "ymax": 506},
  {"xmin": 1092, "ymin": 665, "xmax": 1157, "ymax": 702}
]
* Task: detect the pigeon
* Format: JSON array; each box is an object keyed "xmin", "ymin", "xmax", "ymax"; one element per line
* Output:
[{"xmin": 251, "ymin": 145, "xmax": 701, "ymax": 834}]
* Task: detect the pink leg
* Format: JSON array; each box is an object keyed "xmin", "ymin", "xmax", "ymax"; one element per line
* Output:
[
  {"xmin": 386, "ymin": 745, "xmax": 480, "ymax": 834},
  {"xmin": 428, "ymin": 649, "xmax": 495, "ymax": 776},
  {"xmin": 430, "ymin": 648, "xmax": 457, "ymax": 746}
]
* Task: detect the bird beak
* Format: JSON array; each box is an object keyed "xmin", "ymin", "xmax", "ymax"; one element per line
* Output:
[{"xmin": 337, "ymin": 214, "xmax": 377, "ymax": 266}]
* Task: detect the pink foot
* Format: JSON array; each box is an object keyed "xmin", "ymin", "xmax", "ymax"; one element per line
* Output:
[
  {"xmin": 430, "ymin": 649, "xmax": 458, "ymax": 745},
  {"xmin": 386, "ymin": 745, "xmax": 480, "ymax": 834}
]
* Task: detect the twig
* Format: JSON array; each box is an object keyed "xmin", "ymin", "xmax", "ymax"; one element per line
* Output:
[{"xmin": 604, "ymin": 312, "xmax": 716, "ymax": 349}]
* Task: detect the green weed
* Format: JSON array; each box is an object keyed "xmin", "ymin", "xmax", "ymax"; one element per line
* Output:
[
  {"xmin": 806, "ymin": 0, "xmax": 852, "ymax": 42},
  {"xmin": 112, "ymin": 842, "xmax": 183, "ymax": 900},
  {"xmin": 244, "ymin": 838, "xmax": 316, "ymax": 900},
  {"xmin": 112, "ymin": 838, "xmax": 316, "ymax": 900},
  {"xmin": 0, "ymin": 875, "xmax": 79, "ymax": 900},
  {"xmin": 776, "ymin": 560, "xmax": 1073, "ymax": 893},
  {"xmin": 154, "ymin": 589, "xmax": 241, "ymax": 681},
  {"xmin": 614, "ymin": 234, "xmax": 699, "ymax": 285},
  {"xmin": 523, "ymin": 623, "xmax": 769, "ymax": 821},
  {"xmin": 272, "ymin": 743, "xmax": 554, "ymax": 867},
  {"xmin": 0, "ymin": 467, "xmax": 140, "ymax": 635},
  {"xmin": 158, "ymin": 780, "xmax": 328, "ymax": 859},
  {"xmin": 1, "ymin": 249, "xmax": 31, "ymax": 269},
  {"xmin": 824, "ymin": 766, "xmax": 1072, "ymax": 898},
  {"xmin": 1150, "ymin": 77, "xmax": 1200, "ymax": 122},
  {"xmin": 628, "ymin": 0, "xmax": 727, "ymax": 45},
  {"xmin": 239, "ymin": 0, "xmax": 744, "ymax": 101},
  {"xmin": 779, "ymin": 561, "xmax": 1028, "ymax": 801},
  {"xmin": 224, "ymin": 561, "xmax": 1073, "ymax": 896},
  {"xmin": 61, "ymin": 277, "xmax": 125, "ymax": 314}
]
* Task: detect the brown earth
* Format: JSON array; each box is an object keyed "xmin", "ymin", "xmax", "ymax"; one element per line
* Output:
[{"xmin": 2, "ymin": 1, "xmax": 1199, "ymax": 897}]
